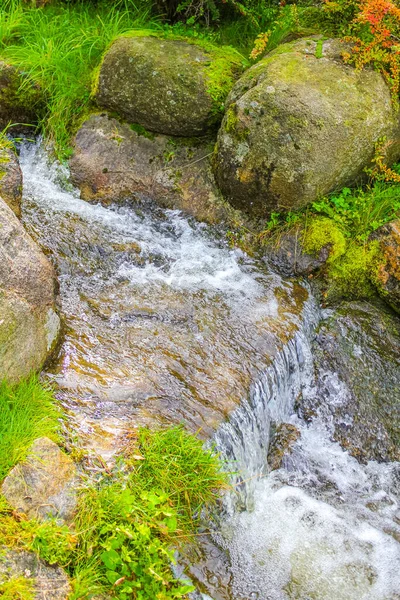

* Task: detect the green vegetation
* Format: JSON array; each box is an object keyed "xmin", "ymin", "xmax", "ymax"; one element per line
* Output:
[
  {"xmin": 260, "ymin": 178, "xmax": 400, "ymax": 300},
  {"xmin": 0, "ymin": 376, "xmax": 60, "ymax": 482},
  {"xmin": 0, "ymin": 377, "xmax": 226, "ymax": 600}
]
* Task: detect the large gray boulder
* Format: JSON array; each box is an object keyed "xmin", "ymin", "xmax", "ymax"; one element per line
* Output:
[
  {"xmin": 2, "ymin": 437, "xmax": 78, "ymax": 524},
  {"xmin": 70, "ymin": 113, "xmax": 236, "ymax": 225},
  {"xmin": 94, "ymin": 35, "xmax": 243, "ymax": 136},
  {"xmin": 0, "ymin": 548, "xmax": 70, "ymax": 599},
  {"xmin": 0, "ymin": 143, "xmax": 22, "ymax": 217},
  {"xmin": 214, "ymin": 38, "xmax": 400, "ymax": 218},
  {"xmin": 0, "ymin": 199, "xmax": 60, "ymax": 380}
]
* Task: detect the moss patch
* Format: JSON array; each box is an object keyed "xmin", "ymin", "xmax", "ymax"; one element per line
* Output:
[{"xmin": 302, "ymin": 217, "xmax": 347, "ymax": 262}]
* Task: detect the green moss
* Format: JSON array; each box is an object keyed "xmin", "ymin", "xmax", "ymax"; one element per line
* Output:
[
  {"xmin": 315, "ymin": 38, "xmax": 324, "ymax": 58},
  {"xmin": 303, "ymin": 217, "xmax": 347, "ymax": 262},
  {"xmin": 130, "ymin": 122, "xmax": 156, "ymax": 140},
  {"xmin": 326, "ymin": 241, "xmax": 382, "ymax": 299},
  {"xmin": 224, "ymin": 105, "xmax": 249, "ymax": 140}
]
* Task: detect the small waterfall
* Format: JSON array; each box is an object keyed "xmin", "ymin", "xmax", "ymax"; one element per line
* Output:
[{"xmin": 213, "ymin": 296, "xmax": 319, "ymax": 511}]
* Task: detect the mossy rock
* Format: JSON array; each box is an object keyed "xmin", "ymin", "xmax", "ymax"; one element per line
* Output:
[
  {"xmin": 0, "ymin": 61, "xmax": 41, "ymax": 132},
  {"xmin": 214, "ymin": 37, "xmax": 400, "ymax": 218},
  {"xmin": 94, "ymin": 35, "xmax": 244, "ymax": 136}
]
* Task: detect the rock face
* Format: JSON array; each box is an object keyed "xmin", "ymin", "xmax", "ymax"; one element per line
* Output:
[
  {"xmin": 0, "ymin": 199, "xmax": 60, "ymax": 381},
  {"xmin": 301, "ymin": 302, "xmax": 400, "ymax": 462},
  {"xmin": 214, "ymin": 38, "xmax": 400, "ymax": 218},
  {"xmin": 70, "ymin": 113, "xmax": 235, "ymax": 224},
  {"xmin": 0, "ymin": 549, "xmax": 70, "ymax": 600},
  {"xmin": 263, "ymin": 227, "xmax": 331, "ymax": 277},
  {"xmin": 0, "ymin": 61, "xmax": 40, "ymax": 131},
  {"xmin": 94, "ymin": 35, "xmax": 243, "ymax": 136},
  {"xmin": 1, "ymin": 437, "xmax": 78, "ymax": 524},
  {"xmin": 371, "ymin": 220, "xmax": 400, "ymax": 313},
  {"xmin": 0, "ymin": 144, "xmax": 22, "ymax": 217},
  {"xmin": 267, "ymin": 423, "xmax": 300, "ymax": 471}
]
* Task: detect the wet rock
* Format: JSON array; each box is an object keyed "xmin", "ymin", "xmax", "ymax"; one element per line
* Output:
[
  {"xmin": 0, "ymin": 199, "xmax": 60, "ymax": 381},
  {"xmin": 301, "ymin": 301, "xmax": 400, "ymax": 462},
  {"xmin": 263, "ymin": 228, "xmax": 331, "ymax": 277},
  {"xmin": 371, "ymin": 219, "xmax": 400, "ymax": 314},
  {"xmin": 267, "ymin": 423, "xmax": 301, "ymax": 470},
  {"xmin": 0, "ymin": 145, "xmax": 22, "ymax": 217},
  {"xmin": 214, "ymin": 38, "xmax": 400, "ymax": 218},
  {"xmin": 70, "ymin": 113, "xmax": 236, "ymax": 224},
  {"xmin": 0, "ymin": 61, "xmax": 41, "ymax": 132},
  {"xmin": 0, "ymin": 548, "xmax": 70, "ymax": 599},
  {"xmin": 1, "ymin": 437, "xmax": 78, "ymax": 524},
  {"xmin": 94, "ymin": 35, "xmax": 243, "ymax": 136}
]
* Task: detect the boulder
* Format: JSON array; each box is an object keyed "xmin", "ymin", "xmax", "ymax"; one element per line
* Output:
[
  {"xmin": 0, "ymin": 61, "xmax": 40, "ymax": 132},
  {"xmin": 214, "ymin": 38, "xmax": 400, "ymax": 218},
  {"xmin": 70, "ymin": 113, "xmax": 236, "ymax": 224},
  {"xmin": 371, "ymin": 219, "xmax": 400, "ymax": 313},
  {"xmin": 1, "ymin": 437, "xmax": 78, "ymax": 524},
  {"xmin": 0, "ymin": 548, "xmax": 70, "ymax": 600},
  {"xmin": 94, "ymin": 35, "xmax": 243, "ymax": 136},
  {"xmin": 267, "ymin": 423, "xmax": 300, "ymax": 471},
  {"xmin": 0, "ymin": 143, "xmax": 22, "ymax": 217},
  {"xmin": 0, "ymin": 199, "xmax": 60, "ymax": 381},
  {"xmin": 300, "ymin": 301, "xmax": 400, "ymax": 462}
]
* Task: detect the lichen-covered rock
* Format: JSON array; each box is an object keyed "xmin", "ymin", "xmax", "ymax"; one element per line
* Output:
[
  {"xmin": 94, "ymin": 35, "xmax": 243, "ymax": 136},
  {"xmin": 1, "ymin": 437, "xmax": 78, "ymax": 524},
  {"xmin": 0, "ymin": 61, "xmax": 41, "ymax": 131},
  {"xmin": 0, "ymin": 548, "xmax": 70, "ymax": 600},
  {"xmin": 300, "ymin": 301, "xmax": 400, "ymax": 462},
  {"xmin": 371, "ymin": 219, "xmax": 400, "ymax": 313},
  {"xmin": 0, "ymin": 199, "xmax": 60, "ymax": 380},
  {"xmin": 70, "ymin": 113, "xmax": 236, "ymax": 224},
  {"xmin": 214, "ymin": 38, "xmax": 400, "ymax": 218},
  {"xmin": 0, "ymin": 144, "xmax": 22, "ymax": 217}
]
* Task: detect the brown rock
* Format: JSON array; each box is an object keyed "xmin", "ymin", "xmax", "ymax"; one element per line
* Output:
[
  {"xmin": 371, "ymin": 219, "xmax": 400, "ymax": 313},
  {"xmin": 1, "ymin": 437, "xmax": 78, "ymax": 524},
  {"xmin": 267, "ymin": 423, "xmax": 301, "ymax": 470},
  {"xmin": 70, "ymin": 113, "xmax": 236, "ymax": 225},
  {"xmin": 0, "ymin": 199, "xmax": 60, "ymax": 380},
  {"xmin": 0, "ymin": 145, "xmax": 22, "ymax": 217}
]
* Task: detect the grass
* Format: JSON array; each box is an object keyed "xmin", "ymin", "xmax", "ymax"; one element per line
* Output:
[
  {"xmin": 0, "ymin": 411, "xmax": 226, "ymax": 598},
  {"xmin": 0, "ymin": 0, "xmax": 162, "ymax": 159},
  {"xmin": 0, "ymin": 376, "xmax": 60, "ymax": 483}
]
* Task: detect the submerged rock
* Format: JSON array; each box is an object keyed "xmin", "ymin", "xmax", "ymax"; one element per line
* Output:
[
  {"xmin": 301, "ymin": 301, "xmax": 400, "ymax": 462},
  {"xmin": 94, "ymin": 35, "xmax": 243, "ymax": 136},
  {"xmin": 1, "ymin": 437, "xmax": 78, "ymax": 524},
  {"xmin": 267, "ymin": 423, "xmax": 301, "ymax": 471},
  {"xmin": 0, "ymin": 548, "xmax": 70, "ymax": 600},
  {"xmin": 70, "ymin": 113, "xmax": 236, "ymax": 224},
  {"xmin": 371, "ymin": 219, "xmax": 400, "ymax": 314},
  {"xmin": 0, "ymin": 199, "xmax": 60, "ymax": 380},
  {"xmin": 0, "ymin": 61, "xmax": 40, "ymax": 131},
  {"xmin": 214, "ymin": 38, "xmax": 400, "ymax": 218},
  {"xmin": 0, "ymin": 144, "xmax": 22, "ymax": 217}
]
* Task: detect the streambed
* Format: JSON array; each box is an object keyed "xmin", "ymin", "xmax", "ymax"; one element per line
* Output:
[{"xmin": 20, "ymin": 142, "xmax": 400, "ymax": 599}]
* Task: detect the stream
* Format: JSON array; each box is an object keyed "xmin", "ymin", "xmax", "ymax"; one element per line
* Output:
[{"xmin": 20, "ymin": 141, "xmax": 400, "ymax": 600}]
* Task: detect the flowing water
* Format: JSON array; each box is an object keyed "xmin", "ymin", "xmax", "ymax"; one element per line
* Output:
[{"xmin": 20, "ymin": 142, "xmax": 400, "ymax": 599}]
